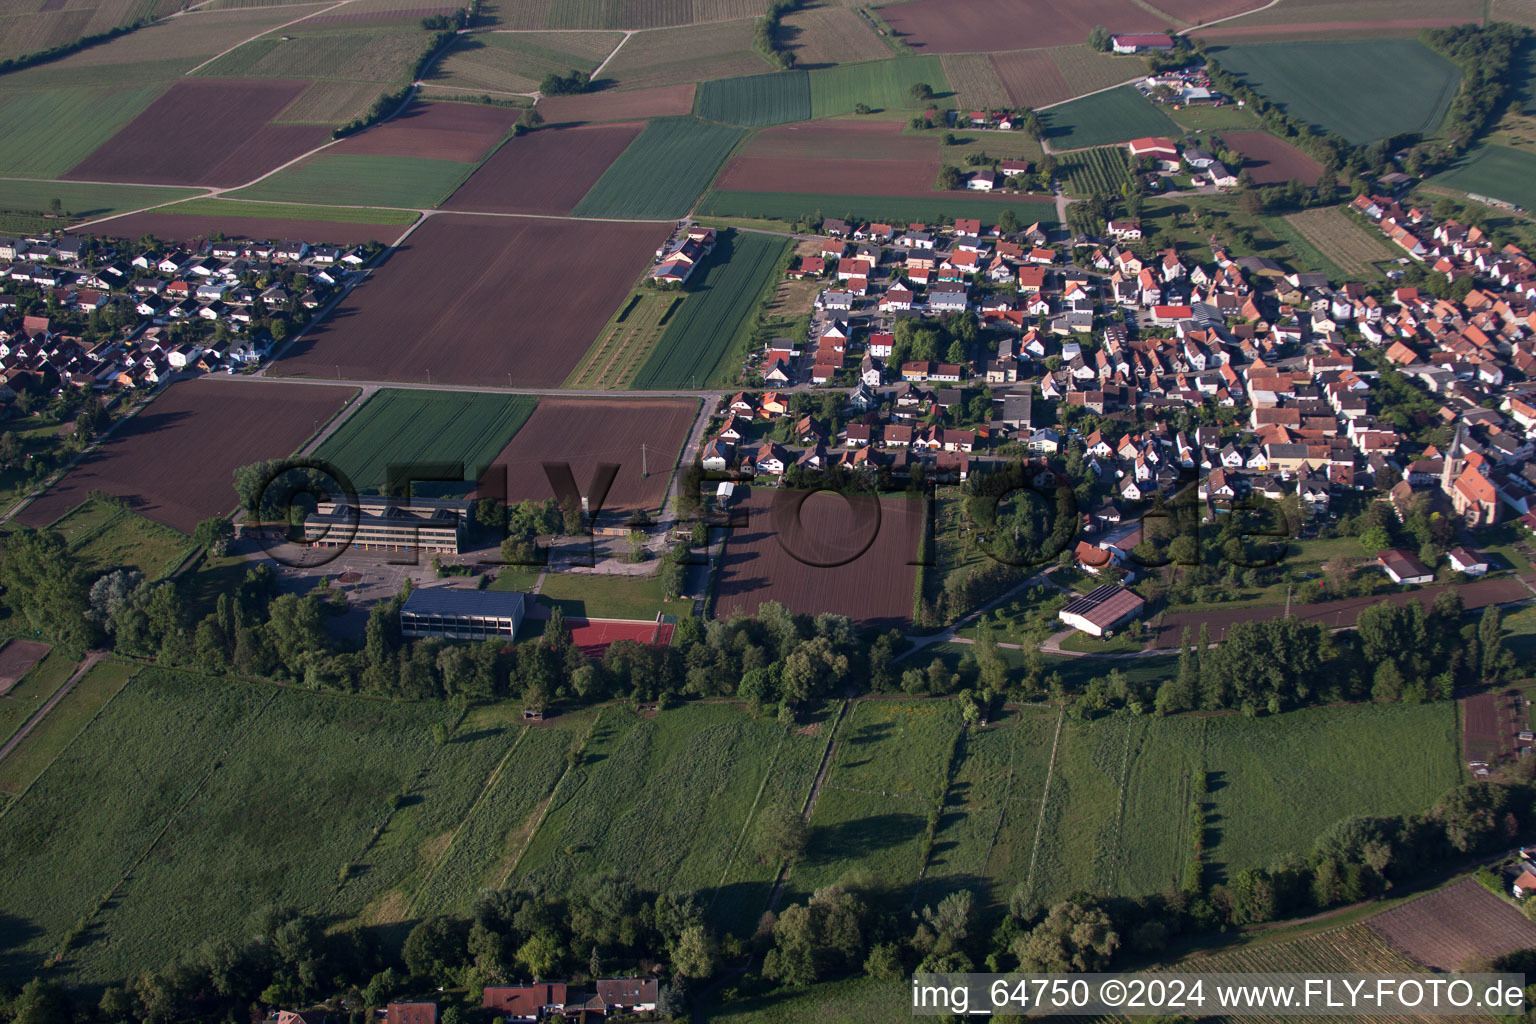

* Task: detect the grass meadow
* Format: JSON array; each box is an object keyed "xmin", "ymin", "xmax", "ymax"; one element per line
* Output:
[
  {"xmin": 0, "ymin": 650, "xmax": 76, "ymax": 753},
  {"xmin": 149, "ymin": 197, "xmax": 421, "ymax": 224},
  {"xmin": 0, "ymin": 180, "xmax": 199, "ymax": 235},
  {"xmin": 572, "ymin": 116, "xmax": 747, "ymax": 219},
  {"xmin": 312, "ymin": 388, "xmax": 537, "ymax": 495},
  {"xmin": 631, "ymin": 229, "xmax": 789, "ymax": 389},
  {"xmin": 1210, "ymin": 39, "xmax": 1460, "ymax": 145},
  {"xmin": 807, "ymin": 56, "xmax": 951, "ymax": 118},
  {"xmin": 51, "ymin": 499, "xmax": 193, "ymax": 579},
  {"xmin": 1039, "ymin": 85, "xmax": 1177, "ymax": 149},
  {"xmin": 232, "ymin": 153, "xmax": 477, "ymax": 209},
  {"xmin": 1431, "ymin": 143, "xmax": 1536, "ymax": 212}
]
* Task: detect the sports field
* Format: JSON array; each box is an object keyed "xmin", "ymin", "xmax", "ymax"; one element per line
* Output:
[
  {"xmin": 1431, "ymin": 143, "xmax": 1536, "ymax": 212},
  {"xmin": 694, "ymin": 70, "xmax": 812, "ymax": 127},
  {"xmin": 571, "ymin": 116, "xmax": 746, "ymax": 219},
  {"xmin": 1038, "ymin": 85, "xmax": 1177, "ymax": 150},
  {"xmin": 231, "ymin": 153, "xmax": 476, "ymax": 208},
  {"xmin": 1210, "ymin": 39, "xmax": 1460, "ymax": 144},
  {"xmin": 631, "ymin": 230, "xmax": 789, "ymax": 389},
  {"xmin": 807, "ymin": 55, "xmax": 950, "ymax": 118},
  {"xmin": 696, "ymin": 189, "xmax": 1058, "ymax": 226},
  {"xmin": 311, "ymin": 389, "xmax": 537, "ymax": 495}
]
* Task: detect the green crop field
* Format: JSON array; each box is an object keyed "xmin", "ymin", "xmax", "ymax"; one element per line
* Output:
[
  {"xmin": 514, "ymin": 703, "xmax": 827, "ymax": 935},
  {"xmin": 1210, "ymin": 39, "xmax": 1460, "ymax": 145},
  {"xmin": 630, "ymin": 229, "xmax": 788, "ymax": 390},
  {"xmin": 51, "ymin": 499, "xmax": 194, "ymax": 579},
  {"xmin": 697, "ymin": 189, "xmax": 1060, "ymax": 226},
  {"xmin": 312, "ymin": 389, "xmax": 537, "ymax": 495},
  {"xmin": 1060, "ymin": 144, "xmax": 1132, "ymax": 196},
  {"xmin": 0, "ymin": 180, "xmax": 200, "ymax": 234},
  {"xmin": 0, "ymin": 84, "xmax": 166, "ymax": 177},
  {"xmin": 149, "ymin": 196, "xmax": 421, "ymax": 225},
  {"xmin": 231, "ymin": 153, "xmax": 477, "ymax": 209},
  {"xmin": 807, "ymin": 55, "xmax": 950, "ymax": 118},
  {"xmin": 193, "ymin": 27, "xmax": 431, "ymax": 83},
  {"xmin": 1039, "ymin": 85, "xmax": 1177, "ymax": 149},
  {"xmin": 571, "ymin": 116, "xmax": 747, "ymax": 219},
  {"xmin": 1431, "ymin": 143, "xmax": 1536, "ymax": 213},
  {"xmin": 694, "ymin": 70, "xmax": 812, "ymax": 126}
]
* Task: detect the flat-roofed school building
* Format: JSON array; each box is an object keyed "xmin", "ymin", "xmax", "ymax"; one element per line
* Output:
[
  {"xmin": 400, "ymin": 589, "xmax": 526, "ymax": 641},
  {"xmin": 304, "ymin": 496, "xmax": 469, "ymax": 554}
]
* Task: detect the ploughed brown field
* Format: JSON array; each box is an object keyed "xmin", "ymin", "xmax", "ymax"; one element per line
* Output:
[
  {"xmin": 875, "ymin": 0, "xmax": 1159, "ymax": 53},
  {"xmin": 442, "ymin": 122, "xmax": 644, "ymax": 215},
  {"xmin": 714, "ymin": 487, "xmax": 921, "ymax": 630},
  {"xmin": 16, "ymin": 378, "xmax": 354, "ymax": 533},
  {"xmin": 65, "ymin": 79, "xmax": 332, "ymax": 188},
  {"xmin": 536, "ymin": 83, "xmax": 696, "ymax": 124},
  {"xmin": 329, "ymin": 100, "xmax": 519, "ymax": 163},
  {"xmin": 275, "ymin": 213, "xmax": 669, "ymax": 388},
  {"xmin": 1152, "ymin": 577, "xmax": 1531, "ymax": 647},
  {"xmin": 474, "ymin": 397, "xmax": 696, "ymax": 514},
  {"xmin": 1152, "ymin": 0, "xmax": 1262, "ymax": 22},
  {"xmin": 0, "ymin": 640, "xmax": 50, "ymax": 695},
  {"xmin": 96, "ymin": 212, "xmax": 413, "ymax": 247},
  {"xmin": 714, "ymin": 121, "xmax": 945, "ymax": 196},
  {"xmin": 989, "ymin": 50, "xmax": 1073, "ymax": 108},
  {"xmin": 1225, "ymin": 129, "xmax": 1325, "ymax": 185},
  {"xmin": 1369, "ymin": 879, "xmax": 1536, "ymax": 971}
]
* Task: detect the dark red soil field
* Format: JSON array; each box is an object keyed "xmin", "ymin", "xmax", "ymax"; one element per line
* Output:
[
  {"xmin": 65, "ymin": 79, "xmax": 332, "ymax": 188},
  {"xmin": 1195, "ymin": 17, "xmax": 1474, "ymax": 40},
  {"xmin": 1152, "ymin": 577, "xmax": 1530, "ymax": 648},
  {"xmin": 567, "ymin": 618, "xmax": 673, "ymax": 656},
  {"xmin": 537, "ymin": 83, "xmax": 696, "ymax": 124},
  {"xmin": 96, "ymin": 211, "xmax": 413, "ymax": 246},
  {"xmin": 714, "ymin": 487, "xmax": 921, "ymax": 631},
  {"xmin": 15, "ymin": 378, "xmax": 354, "ymax": 533},
  {"xmin": 1225, "ymin": 130, "xmax": 1325, "ymax": 185},
  {"xmin": 276, "ymin": 213, "xmax": 668, "ymax": 388},
  {"xmin": 330, "ymin": 99, "xmax": 519, "ymax": 163},
  {"xmin": 475, "ymin": 397, "xmax": 697, "ymax": 514},
  {"xmin": 1462, "ymin": 691, "xmax": 1500, "ymax": 764},
  {"xmin": 990, "ymin": 50, "xmax": 1073, "ymax": 108},
  {"xmin": 716, "ymin": 156, "xmax": 940, "ymax": 196},
  {"xmin": 745, "ymin": 120, "xmax": 941, "ymax": 161},
  {"xmin": 442, "ymin": 122, "xmax": 644, "ymax": 215},
  {"xmin": 876, "ymin": 0, "xmax": 1159, "ymax": 52},
  {"xmin": 0, "ymin": 640, "xmax": 50, "ymax": 695},
  {"xmin": 1369, "ymin": 879, "xmax": 1536, "ymax": 972}
]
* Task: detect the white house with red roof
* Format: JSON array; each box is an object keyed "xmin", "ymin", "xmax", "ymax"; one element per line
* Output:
[{"xmin": 1112, "ymin": 33, "xmax": 1173, "ymax": 53}]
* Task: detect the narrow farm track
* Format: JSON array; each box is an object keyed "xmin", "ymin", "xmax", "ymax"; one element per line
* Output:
[
  {"xmin": 1021, "ymin": 707, "xmax": 1065, "ymax": 901},
  {"xmin": 763, "ymin": 699, "xmax": 849, "ymax": 916},
  {"xmin": 0, "ymin": 651, "xmax": 108, "ymax": 765}
]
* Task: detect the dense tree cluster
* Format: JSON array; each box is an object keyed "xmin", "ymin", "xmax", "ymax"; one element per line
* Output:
[
  {"xmin": 753, "ymin": 0, "xmax": 803, "ymax": 69},
  {"xmin": 539, "ymin": 68, "xmax": 591, "ymax": 95}
]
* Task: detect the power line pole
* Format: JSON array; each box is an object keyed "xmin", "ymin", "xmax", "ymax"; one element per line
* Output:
[{"xmin": 642, "ymin": 442, "xmax": 648, "ymax": 476}]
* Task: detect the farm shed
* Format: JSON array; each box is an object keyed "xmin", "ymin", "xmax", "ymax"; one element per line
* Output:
[
  {"xmin": 1378, "ymin": 549, "xmax": 1433, "ymax": 585},
  {"xmin": 1058, "ymin": 583, "xmax": 1146, "ymax": 636},
  {"xmin": 399, "ymin": 589, "xmax": 526, "ymax": 642}
]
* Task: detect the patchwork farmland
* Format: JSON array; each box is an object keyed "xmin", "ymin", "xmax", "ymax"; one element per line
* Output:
[
  {"xmin": 325, "ymin": 99, "xmax": 518, "ymax": 162},
  {"xmin": 1209, "ymin": 39, "xmax": 1461, "ymax": 144},
  {"xmin": 1369, "ymin": 878, "xmax": 1536, "ymax": 972},
  {"xmin": 232, "ymin": 153, "xmax": 477, "ymax": 208},
  {"xmin": 475, "ymin": 397, "xmax": 697, "ymax": 514},
  {"xmin": 598, "ymin": 18, "xmax": 766, "ymax": 91},
  {"xmin": 874, "ymin": 0, "xmax": 1159, "ymax": 53},
  {"xmin": 427, "ymin": 30, "xmax": 622, "ymax": 95},
  {"xmin": 14, "ymin": 377, "xmax": 355, "ymax": 533},
  {"xmin": 63, "ymin": 78, "xmax": 333, "ymax": 187},
  {"xmin": 713, "ymin": 488, "xmax": 922, "ymax": 631},
  {"xmin": 631, "ymin": 230, "xmax": 789, "ymax": 390},
  {"xmin": 571, "ymin": 116, "xmax": 746, "ymax": 219},
  {"xmin": 806, "ymin": 56, "xmax": 949, "ymax": 118},
  {"xmin": 713, "ymin": 119, "xmax": 942, "ymax": 196},
  {"xmin": 275, "ymin": 214, "xmax": 669, "ymax": 388},
  {"xmin": 311, "ymin": 389, "xmax": 537, "ymax": 495},
  {"xmin": 535, "ymin": 81, "xmax": 696, "ymax": 123},
  {"xmin": 1060, "ymin": 145, "xmax": 1131, "ymax": 196},
  {"xmin": 441, "ymin": 122, "xmax": 645, "ymax": 215}
]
